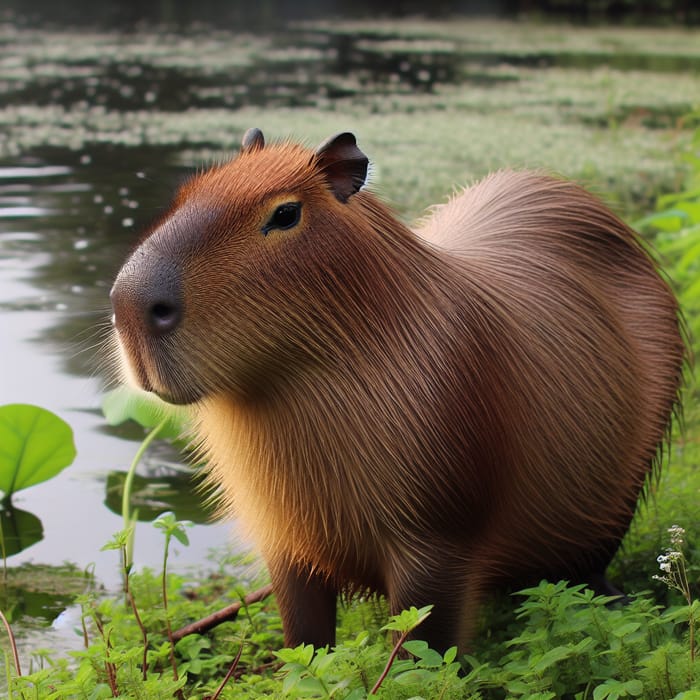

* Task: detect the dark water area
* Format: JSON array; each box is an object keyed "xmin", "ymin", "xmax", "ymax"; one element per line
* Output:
[{"xmin": 5, "ymin": 0, "xmax": 700, "ymax": 29}]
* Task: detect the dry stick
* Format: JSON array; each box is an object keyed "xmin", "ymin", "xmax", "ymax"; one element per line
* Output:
[
  {"xmin": 0, "ymin": 608, "xmax": 21, "ymax": 677},
  {"xmin": 172, "ymin": 583, "xmax": 274, "ymax": 643}
]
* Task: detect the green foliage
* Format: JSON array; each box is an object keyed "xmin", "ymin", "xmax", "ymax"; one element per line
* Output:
[
  {"xmin": 0, "ymin": 404, "xmax": 76, "ymax": 501},
  {"xmin": 101, "ymin": 387, "xmax": 194, "ymax": 571},
  {"xmin": 5, "ymin": 557, "xmax": 698, "ymax": 698},
  {"xmin": 638, "ymin": 117, "xmax": 700, "ymax": 350},
  {"xmin": 101, "ymin": 386, "xmax": 192, "ymax": 441},
  {"xmin": 468, "ymin": 581, "xmax": 695, "ymax": 698}
]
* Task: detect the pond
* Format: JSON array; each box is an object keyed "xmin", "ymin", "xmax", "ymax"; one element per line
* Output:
[{"xmin": 1, "ymin": 15, "xmax": 699, "ymax": 667}]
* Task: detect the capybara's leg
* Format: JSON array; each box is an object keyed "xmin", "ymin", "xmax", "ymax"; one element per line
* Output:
[
  {"xmin": 386, "ymin": 553, "xmax": 481, "ymax": 654},
  {"xmin": 269, "ymin": 559, "xmax": 338, "ymax": 649}
]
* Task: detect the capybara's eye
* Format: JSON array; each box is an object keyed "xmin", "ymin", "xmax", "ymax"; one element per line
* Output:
[{"xmin": 263, "ymin": 202, "xmax": 301, "ymax": 234}]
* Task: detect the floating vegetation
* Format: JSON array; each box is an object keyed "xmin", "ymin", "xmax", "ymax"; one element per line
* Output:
[{"xmin": 0, "ymin": 20, "xmax": 697, "ymax": 219}]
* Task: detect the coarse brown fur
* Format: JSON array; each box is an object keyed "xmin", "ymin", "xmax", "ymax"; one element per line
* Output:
[{"xmin": 110, "ymin": 130, "xmax": 686, "ymax": 653}]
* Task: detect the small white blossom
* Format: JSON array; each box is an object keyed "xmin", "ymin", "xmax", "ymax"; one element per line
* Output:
[{"xmin": 669, "ymin": 525, "xmax": 686, "ymax": 548}]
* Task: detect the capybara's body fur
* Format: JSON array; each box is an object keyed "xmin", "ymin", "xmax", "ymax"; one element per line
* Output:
[{"xmin": 111, "ymin": 129, "xmax": 685, "ymax": 652}]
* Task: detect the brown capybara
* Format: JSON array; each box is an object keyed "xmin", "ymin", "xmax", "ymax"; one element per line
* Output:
[{"xmin": 110, "ymin": 128, "xmax": 685, "ymax": 653}]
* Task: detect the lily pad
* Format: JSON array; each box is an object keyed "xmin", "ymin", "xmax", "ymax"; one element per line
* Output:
[{"xmin": 0, "ymin": 404, "xmax": 76, "ymax": 500}]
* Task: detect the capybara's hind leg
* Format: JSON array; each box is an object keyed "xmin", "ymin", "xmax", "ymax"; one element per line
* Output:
[{"xmin": 387, "ymin": 553, "xmax": 484, "ymax": 654}]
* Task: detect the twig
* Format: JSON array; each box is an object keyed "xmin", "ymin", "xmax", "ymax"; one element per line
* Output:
[
  {"xmin": 172, "ymin": 583, "xmax": 274, "ymax": 642},
  {"xmin": 0, "ymin": 607, "xmax": 21, "ymax": 677}
]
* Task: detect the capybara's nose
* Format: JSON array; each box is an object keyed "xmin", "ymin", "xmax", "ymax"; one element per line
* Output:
[{"xmin": 110, "ymin": 252, "xmax": 183, "ymax": 337}]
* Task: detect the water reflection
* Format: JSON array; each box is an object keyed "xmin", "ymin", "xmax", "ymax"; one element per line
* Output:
[
  {"xmin": 0, "ymin": 506, "xmax": 43, "ymax": 557},
  {"xmin": 0, "ymin": 143, "xmax": 218, "ymax": 606},
  {"xmin": 0, "ymin": 145, "xmax": 188, "ymax": 349}
]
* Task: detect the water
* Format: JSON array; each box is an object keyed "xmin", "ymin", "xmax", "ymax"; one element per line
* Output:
[
  {"xmin": 0, "ymin": 146, "xmax": 232, "ymax": 583},
  {"xmin": 1, "ymin": 15, "xmax": 699, "ymax": 667}
]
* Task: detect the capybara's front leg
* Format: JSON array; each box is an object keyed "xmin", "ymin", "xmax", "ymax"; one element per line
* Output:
[{"xmin": 269, "ymin": 558, "xmax": 338, "ymax": 649}]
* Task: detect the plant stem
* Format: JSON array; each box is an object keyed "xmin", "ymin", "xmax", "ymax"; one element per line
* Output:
[
  {"xmin": 161, "ymin": 531, "xmax": 184, "ymax": 700},
  {"xmin": 211, "ymin": 641, "xmax": 244, "ymax": 700},
  {"xmin": 370, "ymin": 629, "xmax": 410, "ymax": 695},
  {"xmin": 0, "ymin": 607, "xmax": 21, "ymax": 677},
  {"xmin": 124, "ymin": 578, "xmax": 149, "ymax": 681},
  {"xmin": 0, "ymin": 512, "xmax": 7, "ymax": 585},
  {"xmin": 121, "ymin": 417, "xmax": 168, "ymax": 569},
  {"xmin": 93, "ymin": 614, "xmax": 119, "ymax": 697}
]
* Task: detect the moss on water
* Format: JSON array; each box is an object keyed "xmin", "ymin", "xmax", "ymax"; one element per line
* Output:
[{"xmin": 1, "ymin": 20, "xmax": 697, "ymax": 219}]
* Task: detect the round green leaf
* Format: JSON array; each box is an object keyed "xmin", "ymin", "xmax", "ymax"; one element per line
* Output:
[
  {"xmin": 0, "ymin": 404, "xmax": 76, "ymax": 498},
  {"xmin": 101, "ymin": 385, "xmax": 191, "ymax": 440}
]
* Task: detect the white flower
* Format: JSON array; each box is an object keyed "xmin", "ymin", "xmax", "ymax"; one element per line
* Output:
[{"xmin": 668, "ymin": 525, "xmax": 686, "ymax": 548}]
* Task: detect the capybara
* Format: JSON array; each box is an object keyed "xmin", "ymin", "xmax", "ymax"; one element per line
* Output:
[{"xmin": 110, "ymin": 128, "xmax": 685, "ymax": 653}]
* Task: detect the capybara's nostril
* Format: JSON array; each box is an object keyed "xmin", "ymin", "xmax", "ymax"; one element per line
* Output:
[
  {"xmin": 148, "ymin": 300, "xmax": 181, "ymax": 335},
  {"xmin": 110, "ymin": 251, "xmax": 183, "ymax": 338}
]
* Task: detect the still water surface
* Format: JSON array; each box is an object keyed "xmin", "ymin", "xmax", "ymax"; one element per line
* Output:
[{"xmin": 0, "ymin": 148, "xmax": 232, "ymax": 588}]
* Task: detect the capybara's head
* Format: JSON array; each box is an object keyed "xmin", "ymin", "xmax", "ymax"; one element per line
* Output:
[{"xmin": 110, "ymin": 129, "xmax": 369, "ymax": 404}]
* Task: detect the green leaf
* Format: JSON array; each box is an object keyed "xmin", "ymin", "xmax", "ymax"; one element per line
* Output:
[
  {"xmin": 0, "ymin": 404, "xmax": 76, "ymax": 498},
  {"xmin": 393, "ymin": 668, "xmax": 434, "ymax": 685},
  {"xmin": 531, "ymin": 645, "xmax": 573, "ymax": 673},
  {"xmin": 443, "ymin": 646, "xmax": 457, "ymax": 664},
  {"xmin": 294, "ymin": 675, "xmax": 327, "ymax": 696},
  {"xmin": 101, "ymin": 386, "xmax": 191, "ymax": 440},
  {"xmin": 401, "ymin": 640, "xmax": 444, "ymax": 668},
  {"xmin": 153, "ymin": 511, "xmax": 193, "ymax": 545},
  {"xmin": 381, "ymin": 605, "xmax": 433, "ymax": 634},
  {"xmin": 636, "ymin": 211, "xmax": 686, "ymax": 233},
  {"xmin": 610, "ymin": 621, "xmax": 641, "ymax": 638}
]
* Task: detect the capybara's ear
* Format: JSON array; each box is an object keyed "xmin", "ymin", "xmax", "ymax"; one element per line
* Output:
[
  {"xmin": 314, "ymin": 132, "xmax": 369, "ymax": 203},
  {"xmin": 241, "ymin": 127, "xmax": 265, "ymax": 153}
]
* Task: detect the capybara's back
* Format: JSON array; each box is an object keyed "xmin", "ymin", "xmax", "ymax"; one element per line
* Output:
[
  {"xmin": 418, "ymin": 170, "xmax": 684, "ymax": 589},
  {"xmin": 110, "ymin": 130, "xmax": 686, "ymax": 654}
]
